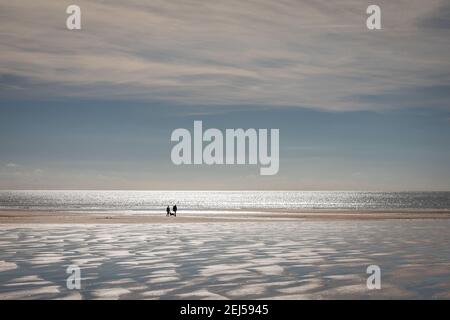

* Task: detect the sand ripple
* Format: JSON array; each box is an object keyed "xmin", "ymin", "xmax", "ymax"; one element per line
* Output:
[{"xmin": 0, "ymin": 220, "xmax": 449, "ymax": 299}]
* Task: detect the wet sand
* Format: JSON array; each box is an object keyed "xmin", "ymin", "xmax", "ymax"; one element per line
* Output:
[
  {"xmin": 1, "ymin": 210, "xmax": 450, "ymax": 299},
  {"xmin": 1, "ymin": 209, "xmax": 450, "ymax": 224}
]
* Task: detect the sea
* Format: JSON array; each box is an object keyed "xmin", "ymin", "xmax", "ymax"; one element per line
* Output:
[{"xmin": 0, "ymin": 190, "xmax": 449, "ymax": 214}]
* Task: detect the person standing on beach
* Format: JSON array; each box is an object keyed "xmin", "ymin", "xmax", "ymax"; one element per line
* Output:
[
  {"xmin": 166, "ymin": 206, "xmax": 170, "ymax": 217},
  {"xmin": 173, "ymin": 205, "xmax": 177, "ymax": 217}
]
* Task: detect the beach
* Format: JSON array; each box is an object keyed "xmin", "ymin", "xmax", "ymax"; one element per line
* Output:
[
  {"xmin": 2, "ymin": 0, "xmax": 450, "ymax": 307},
  {"xmin": 1, "ymin": 209, "xmax": 450, "ymax": 299},
  {"xmin": 1, "ymin": 209, "xmax": 450, "ymax": 224}
]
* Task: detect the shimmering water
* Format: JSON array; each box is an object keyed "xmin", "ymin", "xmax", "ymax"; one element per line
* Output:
[{"xmin": 0, "ymin": 190, "xmax": 449, "ymax": 213}]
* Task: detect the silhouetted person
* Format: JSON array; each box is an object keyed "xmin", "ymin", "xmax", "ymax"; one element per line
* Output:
[
  {"xmin": 173, "ymin": 205, "xmax": 177, "ymax": 217},
  {"xmin": 166, "ymin": 206, "xmax": 170, "ymax": 217}
]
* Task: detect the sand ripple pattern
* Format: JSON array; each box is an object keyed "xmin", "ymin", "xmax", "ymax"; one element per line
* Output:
[{"xmin": 0, "ymin": 220, "xmax": 450, "ymax": 299}]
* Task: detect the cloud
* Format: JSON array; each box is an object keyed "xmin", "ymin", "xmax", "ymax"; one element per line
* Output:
[
  {"xmin": 5, "ymin": 163, "xmax": 19, "ymax": 168},
  {"xmin": 0, "ymin": 0, "xmax": 449, "ymax": 111},
  {"xmin": 419, "ymin": 0, "xmax": 450, "ymax": 30}
]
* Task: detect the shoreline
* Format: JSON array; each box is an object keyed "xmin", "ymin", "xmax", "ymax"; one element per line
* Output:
[{"xmin": 1, "ymin": 209, "xmax": 450, "ymax": 224}]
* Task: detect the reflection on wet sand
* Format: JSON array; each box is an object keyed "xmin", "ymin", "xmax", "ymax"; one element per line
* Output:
[{"xmin": 0, "ymin": 220, "xmax": 449, "ymax": 299}]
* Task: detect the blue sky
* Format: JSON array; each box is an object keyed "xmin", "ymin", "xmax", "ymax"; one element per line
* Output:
[
  {"xmin": 0, "ymin": 1, "xmax": 449, "ymax": 190},
  {"xmin": 1, "ymin": 100, "xmax": 449, "ymax": 190}
]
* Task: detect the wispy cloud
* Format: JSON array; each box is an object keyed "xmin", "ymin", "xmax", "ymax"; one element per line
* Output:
[
  {"xmin": 419, "ymin": 0, "xmax": 450, "ymax": 30},
  {"xmin": 5, "ymin": 163, "xmax": 19, "ymax": 168},
  {"xmin": 0, "ymin": 0, "xmax": 449, "ymax": 111}
]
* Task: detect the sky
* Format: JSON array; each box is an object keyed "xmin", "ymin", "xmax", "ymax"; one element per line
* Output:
[{"xmin": 0, "ymin": 0, "xmax": 449, "ymax": 190}]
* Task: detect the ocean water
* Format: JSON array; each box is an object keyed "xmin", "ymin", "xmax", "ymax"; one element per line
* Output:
[{"xmin": 0, "ymin": 190, "xmax": 449, "ymax": 214}]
